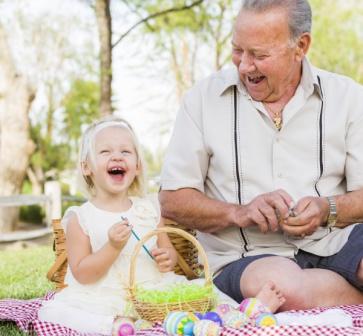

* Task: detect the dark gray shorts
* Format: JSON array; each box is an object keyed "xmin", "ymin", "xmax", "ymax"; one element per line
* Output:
[{"xmin": 214, "ymin": 224, "xmax": 363, "ymax": 303}]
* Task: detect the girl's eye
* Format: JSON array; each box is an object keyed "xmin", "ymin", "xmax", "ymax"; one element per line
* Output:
[
  {"xmin": 121, "ymin": 150, "xmax": 131, "ymax": 155},
  {"xmin": 100, "ymin": 150, "xmax": 110, "ymax": 154}
]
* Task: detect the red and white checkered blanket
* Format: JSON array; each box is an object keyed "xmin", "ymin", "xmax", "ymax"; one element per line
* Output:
[{"xmin": 0, "ymin": 293, "xmax": 362, "ymax": 336}]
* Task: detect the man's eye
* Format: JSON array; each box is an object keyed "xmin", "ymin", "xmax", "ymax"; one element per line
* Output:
[{"xmin": 255, "ymin": 55, "xmax": 268, "ymax": 60}]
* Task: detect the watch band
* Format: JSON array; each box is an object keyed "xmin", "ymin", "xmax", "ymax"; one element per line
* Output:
[{"xmin": 326, "ymin": 196, "xmax": 337, "ymax": 228}]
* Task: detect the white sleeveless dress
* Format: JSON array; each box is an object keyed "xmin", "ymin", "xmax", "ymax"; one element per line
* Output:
[{"xmin": 38, "ymin": 196, "xmax": 188, "ymax": 334}]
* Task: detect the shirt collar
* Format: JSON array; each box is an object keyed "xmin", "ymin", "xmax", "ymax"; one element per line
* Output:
[{"xmin": 217, "ymin": 57, "xmax": 323, "ymax": 100}]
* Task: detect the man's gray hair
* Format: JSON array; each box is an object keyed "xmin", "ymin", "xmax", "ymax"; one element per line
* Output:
[{"xmin": 240, "ymin": 0, "xmax": 312, "ymax": 40}]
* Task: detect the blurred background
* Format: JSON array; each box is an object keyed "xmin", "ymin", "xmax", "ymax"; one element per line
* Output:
[{"xmin": 0, "ymin": 0, "xmax": 362, "ymax": 237}]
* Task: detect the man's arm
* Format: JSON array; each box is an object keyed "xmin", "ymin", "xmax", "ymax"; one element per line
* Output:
[
  {"xmin": 334, "ymin": 188, "xmax": 363, "ymax": 227},
  {"xmin": 159, "ymin": 187, "xmax": 294, "ymax": 233},
  {"xmin": 159, "ymin": 188, "xmax": 239, "ymax": 232}
]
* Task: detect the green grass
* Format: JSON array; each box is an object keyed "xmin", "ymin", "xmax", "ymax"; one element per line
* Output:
[{"xmin": 0, "ymin": 246, "xmax": 55, "ymax": 335}]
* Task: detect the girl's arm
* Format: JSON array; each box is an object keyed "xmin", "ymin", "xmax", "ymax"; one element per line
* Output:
[
  {"xmin": 66, "ymin": 214, "xmax": 131, "ymax": 284},
  {"xmin": 152, "ymin": 217, "xmax": 178, "ymax": 272}
]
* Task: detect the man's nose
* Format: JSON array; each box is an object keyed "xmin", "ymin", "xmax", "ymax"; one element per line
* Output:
[{"xmin": 238, "ymin": 53, "xmax": 255, "ymax": 73}]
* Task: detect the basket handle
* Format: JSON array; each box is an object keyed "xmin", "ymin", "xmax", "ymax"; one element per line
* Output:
[{"xmin": 129, "ymin": 227, "xmax": 212, "ymax": 290}]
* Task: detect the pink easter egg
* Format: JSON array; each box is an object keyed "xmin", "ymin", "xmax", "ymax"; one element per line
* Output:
[{"xmin": 118, "ymin": 322, "xmax": 135, "ymax": 336}]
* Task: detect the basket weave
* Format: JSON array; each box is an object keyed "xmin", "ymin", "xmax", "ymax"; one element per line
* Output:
[
  {"xmin": 128, "ymin": 227, "xmax": 216, "ymax": 322},
  {"xmin": 165, "ymin": 219, "xmax": 201, "ymax": 279}
]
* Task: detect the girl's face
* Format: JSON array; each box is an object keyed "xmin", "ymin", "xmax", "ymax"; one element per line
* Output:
[{"xmin": 83, "ymin": 126, "xmax": 140, "ymax": 198}]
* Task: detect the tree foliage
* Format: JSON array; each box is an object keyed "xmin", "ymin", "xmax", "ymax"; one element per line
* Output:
[{"xmin": 309, "ymin": 0, "xmax": 363, "ymax": 83}]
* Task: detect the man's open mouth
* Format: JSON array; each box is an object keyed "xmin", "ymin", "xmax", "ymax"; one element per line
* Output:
[{"xmin": 247, "ymin": 75, "xmax": 265, "ymax": 84}]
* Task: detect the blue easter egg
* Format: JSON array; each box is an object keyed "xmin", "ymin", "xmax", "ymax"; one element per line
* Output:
[
  {"xmin": 183, "ymin": 321, "xmax": 195, "ymax": 336},
  {"xmin": 202, "ymin": 311, "xmax": 223, "ymax": 326}
]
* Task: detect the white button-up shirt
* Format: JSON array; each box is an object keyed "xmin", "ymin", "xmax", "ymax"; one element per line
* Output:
[{"xmin": 161, "ymin": 58, "xmax": 363, "ymax": 274}]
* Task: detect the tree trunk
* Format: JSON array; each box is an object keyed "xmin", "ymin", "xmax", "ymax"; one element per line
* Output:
[
  {"xmin": 95, "ymin": 0, "xmax": 112, "ymax": 116},
  {"xmin": 0, "ymin": 24, "xmax": 35, "ymax": 233}
]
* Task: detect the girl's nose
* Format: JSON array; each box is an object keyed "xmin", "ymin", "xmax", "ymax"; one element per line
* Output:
[{"xmin": 111, "ymin": 152, "xmax": 124, "ymax": 160}]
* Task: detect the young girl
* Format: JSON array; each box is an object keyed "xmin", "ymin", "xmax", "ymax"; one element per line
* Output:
[{"xmin": 38, "ymin": 116, "xmax": 284, "ymax": 335}]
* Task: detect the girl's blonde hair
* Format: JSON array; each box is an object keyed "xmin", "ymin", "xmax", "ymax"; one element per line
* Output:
[{"xmin": 77, "ymin": 115, "xmax": 146, "ymax": 198}]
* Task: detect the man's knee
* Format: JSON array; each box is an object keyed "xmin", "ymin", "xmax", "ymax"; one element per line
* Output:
[
  {"xmin": 357, "ymin": 258, "xmax": 363, "ymax": 283},
  {"xmin": 240, "ymin": 256, "xmax": 313, "ymax": 310}
]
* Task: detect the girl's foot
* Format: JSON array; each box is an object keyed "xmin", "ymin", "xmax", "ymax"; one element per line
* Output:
[{"xmin": 256, "ymin": 281, "xmax": 285, "ymax": 313}]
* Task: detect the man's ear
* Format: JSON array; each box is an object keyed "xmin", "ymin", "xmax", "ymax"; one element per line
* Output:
[{"xmin": 295, "ymin": 32, "xmax": 311, "ymax": 61}]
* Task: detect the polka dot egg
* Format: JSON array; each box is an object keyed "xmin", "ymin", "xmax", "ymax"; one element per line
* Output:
[
  {"xmin": 222, "ymin": 310, "xmax": 248, "ymax": 329},
  {"xmin": 193, "ymin": 320, "xmax": 221, "ymax": 336},
  {"xmin": 213, "ymin": 303, "xmax": 235, "ymax": 317}
]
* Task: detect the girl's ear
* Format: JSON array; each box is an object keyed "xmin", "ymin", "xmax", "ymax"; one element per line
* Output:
[
  {"xmin": 81, "ymin": 160, "xmax": 92, "ymax": 176},
  {"xmin": 135, "ymin": 159, "xmax": 142, "ymax": 176}
]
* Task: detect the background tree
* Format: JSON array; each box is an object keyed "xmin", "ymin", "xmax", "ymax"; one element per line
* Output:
[{"xmin": 0, "ymin": 23, "xmax": 35, "ymax": 232}]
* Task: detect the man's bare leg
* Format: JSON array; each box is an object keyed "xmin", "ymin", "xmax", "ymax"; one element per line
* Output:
[{"xmin": 240, "ymin": 256, "xmax": 363, "ymax": 311}]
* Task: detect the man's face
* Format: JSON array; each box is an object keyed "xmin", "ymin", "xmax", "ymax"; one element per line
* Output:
[{"xmin": 232, "ymin": 7, "xmax": 308, "ymax": 103}]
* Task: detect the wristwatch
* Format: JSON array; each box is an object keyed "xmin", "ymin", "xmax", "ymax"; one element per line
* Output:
[{"xmin": 325, "ymin": 196, "xmax": 337, "ymax": 228}]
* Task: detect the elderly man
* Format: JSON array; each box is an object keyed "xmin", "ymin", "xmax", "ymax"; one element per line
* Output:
[{"xmin": 159, "ymin": 0, "xmax": 363, "ymax": 311}]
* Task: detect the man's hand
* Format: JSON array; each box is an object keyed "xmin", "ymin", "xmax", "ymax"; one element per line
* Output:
[
  {"xmin": 108, "ymin": 219, "xmax": 132, "ymax": 250},
  {"xmin": 243, "ymin": 189, "xmax": 294, "ymax": 233},
  {"xmin": 280, "ymin": 196, "xmax": 330, "ymax": 237},
  {"xmin": 152, "ymin": 247, "xmax": 178, "ymax": 272}
]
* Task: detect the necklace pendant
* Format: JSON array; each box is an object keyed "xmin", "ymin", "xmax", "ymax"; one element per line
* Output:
[{"xmin": 274, "ymin": 117, "xmax": 282, "ymax": 131}]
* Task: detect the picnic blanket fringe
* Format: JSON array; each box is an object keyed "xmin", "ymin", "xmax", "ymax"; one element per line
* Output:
[{"xmin": 0, "ymin": 293, "xmax": 362, "ymax": 336}]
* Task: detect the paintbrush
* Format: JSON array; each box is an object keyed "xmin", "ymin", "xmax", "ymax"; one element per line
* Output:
[{"xmin": 121, "ymin": 216, "xmax": 154, "ymax": 260}]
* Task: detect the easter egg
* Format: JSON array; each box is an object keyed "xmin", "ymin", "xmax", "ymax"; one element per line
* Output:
[
  {"xmin": 254, "ymin": 312, "xmax": 278, "ymax": 327},
  {"xmin": 134, "ymin": 319, "xmax": 152, "ymax": 330},
  {"xmin": 163, "ymin": 311, "xmax": 196, "ymax": 335},
  {"xmin": 193, "ymin": 320, "xmax": 220, "ymax": 336},
  {"xmin": 222, "ymin": 310, "xmax": 248, "ymax": 329},
  {"xmin": 239, "ymin": 298, "xmax": 269, "ymax": 319},
  {"xmin": 183, "ymin": 321, "xmax": 195, "ymax": 336},
  {"xmin": 202, "ymin": 311, "xmax": 223, "ymax": 326},
  {"xmin": 187, "ymin": 312, "xmax": 200, "ymax": 322},
  {"xmin": 213, "ymin": 303, "xmax": 234, "ymax": 317},
  {"xmin": 195, "ymin": 312, "xmax": 204, "ymax": 319},
  {"xmin": 117, "ymin": 322, "xmax": 135, "ymax": 336}
]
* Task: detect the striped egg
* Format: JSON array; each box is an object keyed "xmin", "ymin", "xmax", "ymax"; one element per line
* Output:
[{"xmin": 239, "ymin": 298, "xmax": 269, "ymax": 319}]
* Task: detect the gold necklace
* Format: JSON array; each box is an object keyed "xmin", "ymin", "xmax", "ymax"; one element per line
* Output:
[
  {"xmin": 272, "ymin": 112, "xmax": 282, "ymax": 131},
  {"xmin": 265, "ymin": 104, "xmax": 283, "ymax": 131}
]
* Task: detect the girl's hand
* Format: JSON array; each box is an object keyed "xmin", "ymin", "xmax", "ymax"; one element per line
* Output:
[
  {"xmin": 108, "ymin": 219, "xmax": 132, "ymax": 250},
  {"xmin": 152, "ymin": 247, "xmax": 178, "ymax": 272}
]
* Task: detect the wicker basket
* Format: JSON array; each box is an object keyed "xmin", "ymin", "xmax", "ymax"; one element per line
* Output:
[
  {"xmin": 46, "ymin": 219, "xmax": 68, "ymax": 290},
  {"xmin": 128, "ymin": 227, "xmax": 216, "ymax": 322}
]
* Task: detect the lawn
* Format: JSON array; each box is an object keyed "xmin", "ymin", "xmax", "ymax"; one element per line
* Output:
[{"xmin": 0, "ymin": 246, "xmax": 55, "ymax": 335}]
